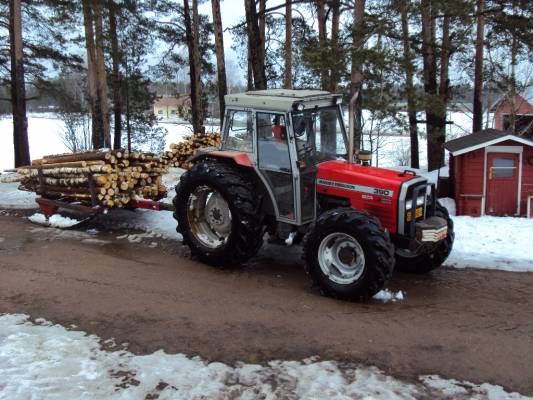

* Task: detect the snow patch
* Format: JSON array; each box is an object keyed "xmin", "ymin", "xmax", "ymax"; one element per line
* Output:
[
  {"xmin": 28, "ymin": 213, "xmax": 81, "ymax": 228},
  {"xmin": 0, "ymin": 314, "xmax": 529, "ymax": 400},
  {"xmin": 373, "ymin": 289, "xmax": 405, "ymax": 302},
  {"xmin": 446, "ymin": 216, "xmax": 533, "ymax": 272},
  {"xmin": 0, "ymin": 182, "xmax": 37, "ymax": 209},
  {"xmin": 0, "ymin": 237, "xmax": 4, "ymax": 243}
]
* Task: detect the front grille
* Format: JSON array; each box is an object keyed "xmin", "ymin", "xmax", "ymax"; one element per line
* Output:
[{"xmin": 397, "ymin": 178, "xmax": 434, "ymax": 237}]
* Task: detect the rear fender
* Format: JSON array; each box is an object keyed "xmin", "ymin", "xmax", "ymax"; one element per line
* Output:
[
  {"xmin": 187, "ymin": 149, "xmax": 277, "ymax": 221},
  {"xmin": 188, "ymin": 149, "xmax": 253, "ymax": 168}
]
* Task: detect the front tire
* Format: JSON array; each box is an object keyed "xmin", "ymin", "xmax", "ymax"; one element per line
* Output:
[
  {"xmin": 303, "ymin": 208, "xmax": 395, "ymax": 301},
  {"xmin": 173, "ymin": 161, "xmax": 264, "ymax": 267},
  {"xmin": 395, "ymin": 202, "xmax": 454, "ymax": 274}
]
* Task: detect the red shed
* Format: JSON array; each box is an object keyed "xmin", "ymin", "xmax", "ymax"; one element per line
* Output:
[{"xmin": 445, "ymin": 129, "xmax": 533, "ymax": 217}]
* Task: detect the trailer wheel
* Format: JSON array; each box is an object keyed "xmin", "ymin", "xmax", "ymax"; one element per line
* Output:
[
  {"xmin": 173, "ymin": 161, "xmax": 264, "ymax": 267},
  {"xmin": 303, "ymin": 208, "xmax": 395, "ymax": 301},
  {"xmin": 395, "ymin": 202, "xmax": 454, "ymax": 274}
]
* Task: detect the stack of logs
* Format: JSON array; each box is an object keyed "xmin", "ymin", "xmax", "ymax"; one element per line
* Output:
[
  {"xmin": 162, "ymin": 132, "xmax": 221, "ymax": 169},
  {"xmin": 16, "ymin": 149, "xmax": 168, "ymax": 208}
]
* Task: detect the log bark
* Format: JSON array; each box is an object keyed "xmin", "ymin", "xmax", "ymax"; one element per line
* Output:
[
  {"xmin": 400, "ymin": 0, "xmax": 419, "ymax": 168},
  {"xmin": 9, "ymin": 0, "xmax": 30, "ymax": 167},
  {"xmin": 211, "ymin": 0, "xmax": 227, "ymax": 127},
  {"xmin": 473, "ymin": 0, "xmax": 485, "ymax": 133}
]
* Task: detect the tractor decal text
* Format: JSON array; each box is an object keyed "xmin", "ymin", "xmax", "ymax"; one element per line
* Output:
[{"xmin": 317, "ymin": 178, "xmax": 394, "ymax": 198}]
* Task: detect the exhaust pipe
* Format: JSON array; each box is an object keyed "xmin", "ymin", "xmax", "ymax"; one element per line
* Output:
[{"xmin": 348, "ymin": 88, "xmax": 360, "ymax": 164}]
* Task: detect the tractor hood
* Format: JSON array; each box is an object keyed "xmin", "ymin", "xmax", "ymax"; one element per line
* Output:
[
  {"xmin": 316, "ymin": 160, "xmax": 424, "ymax": 198},
  {"xmin": 316, "ymin": 160, "xmax": 429, "ymax": 234}
]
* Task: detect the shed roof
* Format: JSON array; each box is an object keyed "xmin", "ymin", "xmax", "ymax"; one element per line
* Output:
[
  {"xmin": 225, "ymin": 89, "xmax": 340, "ymax": 112},
  {"xmin": 444, "ymin": 129, "xmax": 533, "ymax": 156}
]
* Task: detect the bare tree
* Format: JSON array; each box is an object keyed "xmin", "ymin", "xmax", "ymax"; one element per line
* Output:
[
  {"xmin": 211, "ymin": 0, "xmax": 227, "ymax": 126},
  {"xmin": 8, "ymin": 0, "xmax": 30, "ymax": 167}
]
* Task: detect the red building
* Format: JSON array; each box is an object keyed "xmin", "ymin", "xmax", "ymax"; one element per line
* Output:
[
  {"xmin": 492, "ymin": 94, "xmax": 533, "ymax": 137},
  {"xmin": 445, "ymin": 129, "xmax": 533, "ymax": 217}
]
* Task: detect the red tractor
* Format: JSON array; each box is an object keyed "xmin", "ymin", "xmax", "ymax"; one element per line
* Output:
[{"xmin": 173, "ymin": 90, "xmax": 454, "ymax": 300}]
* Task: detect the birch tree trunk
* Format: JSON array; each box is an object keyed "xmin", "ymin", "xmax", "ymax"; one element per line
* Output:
[
  {"xmin": 400, "ymin": 0, "xmax": 419, "ymax": 168},
  {"xmin": 9, "ymin": 0, "xmax": 30, "ymax": 167},
  {"xmin": 211, "ymin": 0, "xmax": 227, "ymax": 127},
  {"xmin": 283, "ymin": 1, "xmax": 293, "ymax": 89},
  {"xmin": 473, "ymin": 0, "xmax": 485, "ymax": 133},
  {"xmin": 109, "ymin": 0, "xmax": 122, "ymax": 149}
]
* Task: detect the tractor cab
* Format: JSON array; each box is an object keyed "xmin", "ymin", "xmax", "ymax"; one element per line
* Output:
[{"xmin": 222, "ymin": 89, "xmax": 348, "ymax": 225}]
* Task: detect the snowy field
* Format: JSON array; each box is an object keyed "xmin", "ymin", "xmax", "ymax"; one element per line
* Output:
[{"xmin": 0, "ymin": 314, "xmax": 528, "ymax": 400}]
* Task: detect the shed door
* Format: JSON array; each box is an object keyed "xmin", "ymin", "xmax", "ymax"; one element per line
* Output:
[{"xmin": 486, "ymin": 152, "xmax": 519, "ymax": 215}]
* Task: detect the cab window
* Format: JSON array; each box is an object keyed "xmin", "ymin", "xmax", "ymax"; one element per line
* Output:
[{"xmin": 224, "ymin": 110, "xmax": 253, "ymax": 152}]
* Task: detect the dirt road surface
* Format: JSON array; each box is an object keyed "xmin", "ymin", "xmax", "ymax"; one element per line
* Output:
[{"xmin": 0, "ymin": 213, "xmax": 532, "ymax": 395}]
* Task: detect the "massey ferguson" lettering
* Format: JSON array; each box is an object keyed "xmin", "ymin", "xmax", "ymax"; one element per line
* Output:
[{"xmin": 317, "ymin": 178, "xmax": 394, "ymax": 198}]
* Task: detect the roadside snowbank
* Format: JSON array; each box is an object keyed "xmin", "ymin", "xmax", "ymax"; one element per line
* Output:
[{"xmin": 0, "ymin": 314, "xmax": 527, "ymax": 400}]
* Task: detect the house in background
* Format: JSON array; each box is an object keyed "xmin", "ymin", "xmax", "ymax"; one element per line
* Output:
[
  {"xmin": 492, "ymin": 94, "xmax": 533, "ymax": 138},
  {"xmin": 153, "ymin": 96, "xmax": 191, "ymax": 119},
  {"xmin": 445, "ymin": 129, "xmax": 533, "ymax": 217}
]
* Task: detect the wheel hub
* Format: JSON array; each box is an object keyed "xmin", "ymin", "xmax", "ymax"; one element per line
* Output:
[
  {"xmin": 187, "ymin": 186, "xmax": 232, "ymax": 249},
  {"xmin": 318, "ymin": 233, "xmax": 366, "ymax": 285}
]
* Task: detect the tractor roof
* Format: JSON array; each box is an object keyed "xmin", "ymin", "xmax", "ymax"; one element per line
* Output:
[{"xmin": 225, "ymin": 89, "xmax": 341, "ymax": 112}]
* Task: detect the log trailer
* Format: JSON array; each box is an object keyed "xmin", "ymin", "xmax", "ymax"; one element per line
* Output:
[{"xmin": 172, "ymin": 90, "xmax": 454, "ymax": 300}]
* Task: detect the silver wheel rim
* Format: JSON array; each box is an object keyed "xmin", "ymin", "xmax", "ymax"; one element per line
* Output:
[
  {"xmin": 187, "ymin": 185, "xmax": 232, "ymax": 249},
  {"xmin": 318, "ymin": 232, "xmax": 366, "ymax": 285}
]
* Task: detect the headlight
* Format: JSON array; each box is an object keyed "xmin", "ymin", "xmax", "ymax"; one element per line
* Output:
[{"xmin": 405, "ymin": 196, "xmax": 425, "ymax": 210}]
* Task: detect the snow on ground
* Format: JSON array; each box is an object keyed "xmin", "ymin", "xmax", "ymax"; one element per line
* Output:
[
  {"xmin": 447, "ymin": 215, "xmax": 533, "ymax": 272},
  {"xmin": 373, "ymin": 289, "xmax": 405, "ymax": 302},
  {"xmin": 28, "ymin": 213, "xmax": 81, "ymax": 228},
  {"xmin": 0, "ymin": 182, "xmax": 36, "ymax": 209},
  {"xmin": 0, "ymin": 314, "xmax": 528, "ymax": 400}
]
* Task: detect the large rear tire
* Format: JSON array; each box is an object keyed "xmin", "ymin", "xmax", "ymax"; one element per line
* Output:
[
  {"xmin": 173, "ymin": 161, "xmax": 264, "ymax": 267},
  {"xmin": 303, "ymin": 208, "xmax": 395, "ymax": 301},
  {"xmin": 395, "ymin": 202, "xmax": 454, "ymax": 274}
]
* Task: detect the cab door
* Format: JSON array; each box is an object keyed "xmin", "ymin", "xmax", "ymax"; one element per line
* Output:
[{"xmin": 256, "ymin": 112, "xmax": 296, "ymax": 221}]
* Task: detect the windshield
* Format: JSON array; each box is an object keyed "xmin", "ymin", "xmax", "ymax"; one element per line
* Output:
[{"xmin": 291, "ymin": 106, "xmax": 348, "ymax": 164}]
